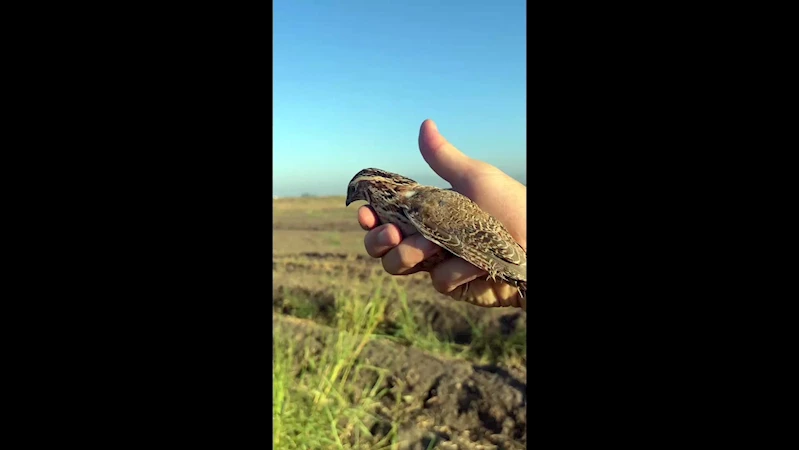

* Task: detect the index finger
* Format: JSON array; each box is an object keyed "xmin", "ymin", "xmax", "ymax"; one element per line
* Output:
[{"xmin": 358, "ymin": 205, "xmax": 380, "ymax": 230}]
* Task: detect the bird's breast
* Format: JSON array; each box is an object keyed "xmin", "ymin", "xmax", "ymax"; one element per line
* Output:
[{"xmin": 374, "ymin": 206, "xmax": 418, "ymax": 237}]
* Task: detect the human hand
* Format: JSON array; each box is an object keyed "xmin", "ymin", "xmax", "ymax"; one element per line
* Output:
[{"xmin": 358, "ymin": 119, "xmax": 527, "ymax": 310}]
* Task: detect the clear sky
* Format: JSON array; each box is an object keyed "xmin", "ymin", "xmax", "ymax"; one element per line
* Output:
[{"xmin": 273, "ymin": 0, "xmax": 526, "ymax": 197}]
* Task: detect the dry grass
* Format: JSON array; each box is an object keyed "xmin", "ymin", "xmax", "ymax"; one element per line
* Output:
[{"xmin": 273, "ymin": 196, "xmax": 526, "ymax": 449}]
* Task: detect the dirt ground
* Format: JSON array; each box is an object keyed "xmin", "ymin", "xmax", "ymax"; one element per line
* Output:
[{"xmin": 273, "ymin": 196, "xmax": 527, "ymax": 449}]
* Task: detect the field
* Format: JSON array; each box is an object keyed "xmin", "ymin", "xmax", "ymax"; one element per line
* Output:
[{"xmin": 273, "ymin": 196, "xmax": 527, "ymax": 449}]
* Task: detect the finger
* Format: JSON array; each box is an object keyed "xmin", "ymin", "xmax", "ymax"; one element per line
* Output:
[
  {"xmin": 429, "ymin": 257, "xmax": 487, "ymax": 295},
  {"xmin": 364, "ymin": 223, "xmax": 402, "ymax": 258},
  {"xmin": 448, "ymin": 279, "xmax": 524, "ymax": 309},
  {"xmin": 381, "ymin": 234, "xmax": 441, "ymax": 275},
  {"xmin": 418, "ymin": 119, "xmax": 475, "ymax": 187},
  {"xmin": 358, "ymin": 205, "xmax": 379, "ymax": 230}
]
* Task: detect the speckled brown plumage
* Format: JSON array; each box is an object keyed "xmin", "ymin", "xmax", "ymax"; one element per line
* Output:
[{"xmin": 345, "ymin": 168, "xmax": 527, "ymax": 299}]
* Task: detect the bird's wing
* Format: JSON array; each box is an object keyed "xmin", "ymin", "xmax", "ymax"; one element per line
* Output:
[{"xmin": 402, "ymin": 189, "xmax": 526, "ymax": 277}]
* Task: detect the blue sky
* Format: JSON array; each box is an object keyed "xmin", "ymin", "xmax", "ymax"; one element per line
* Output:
[{"xmin": 274, "ymin": 0, "xmax": 526, "ymax": 197}]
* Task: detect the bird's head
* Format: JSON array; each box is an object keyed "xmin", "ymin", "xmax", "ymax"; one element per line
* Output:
[{"xmin": 345, "ymin": 168, "xmax": 418, "ymax": 206}]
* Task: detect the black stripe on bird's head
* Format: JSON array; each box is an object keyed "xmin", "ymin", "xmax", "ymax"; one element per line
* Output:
[{"xmin": 345, "ymin": 168, "xmax": 418, "ymax": 206}]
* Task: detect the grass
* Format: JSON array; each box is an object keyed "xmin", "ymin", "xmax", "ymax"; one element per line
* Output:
[
  {"xmin": 273, "ymin": 276, "xmax": 526, "ymax": 449},
  {"xmin": 323, "ymin": 232, "xmax": 342, "ymax": 247},
  {"xmin": 463, "ymin": 315, "xmax": 527, "ymax": 365},
  {"xmin": 373, "ymin": 279, "xmax": 526, "ymax": 366},
  {"xmin": 377, "ymin": 280, "xmax": 471, "ymax": 359},
  {"xmin": 273, "ymin": 282, "xmax": 401, "ymax": 449},
  {"xmin": 273, "ymin": 196, "xmax": 526, "ymax": 448},
  {"xmin": 278, "ymin": 286, "xmax": 323, "ymax": 320}
]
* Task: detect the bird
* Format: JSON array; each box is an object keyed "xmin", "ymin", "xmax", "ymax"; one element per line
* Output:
[{"xmin": 345, "ymin": 168, "xmax": 527, "ymax": 301}]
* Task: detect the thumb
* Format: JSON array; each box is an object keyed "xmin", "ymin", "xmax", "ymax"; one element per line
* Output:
[{"xmin": 418, "ymin": 119, "xmax": 474, "ymax": 186}]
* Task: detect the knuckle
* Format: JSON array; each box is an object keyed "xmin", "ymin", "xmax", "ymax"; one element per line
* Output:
[
  {"xmin": 394, "ymin": 244, "xmax": 412, "ymax": 264},
  {"xmin": 395, "ymin": 243, "xmax": 424, "ymax": 272},
  {"xmin": 364, "ymin": 233, "xmax": 381, "ymax": 258},
  {"xmin": 381, "ymin": 254, "xmax": 400, "ymax": 275},
  {"xmin": 430, "ymin": 271, "xmax": 455, "ymax": 294}
]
